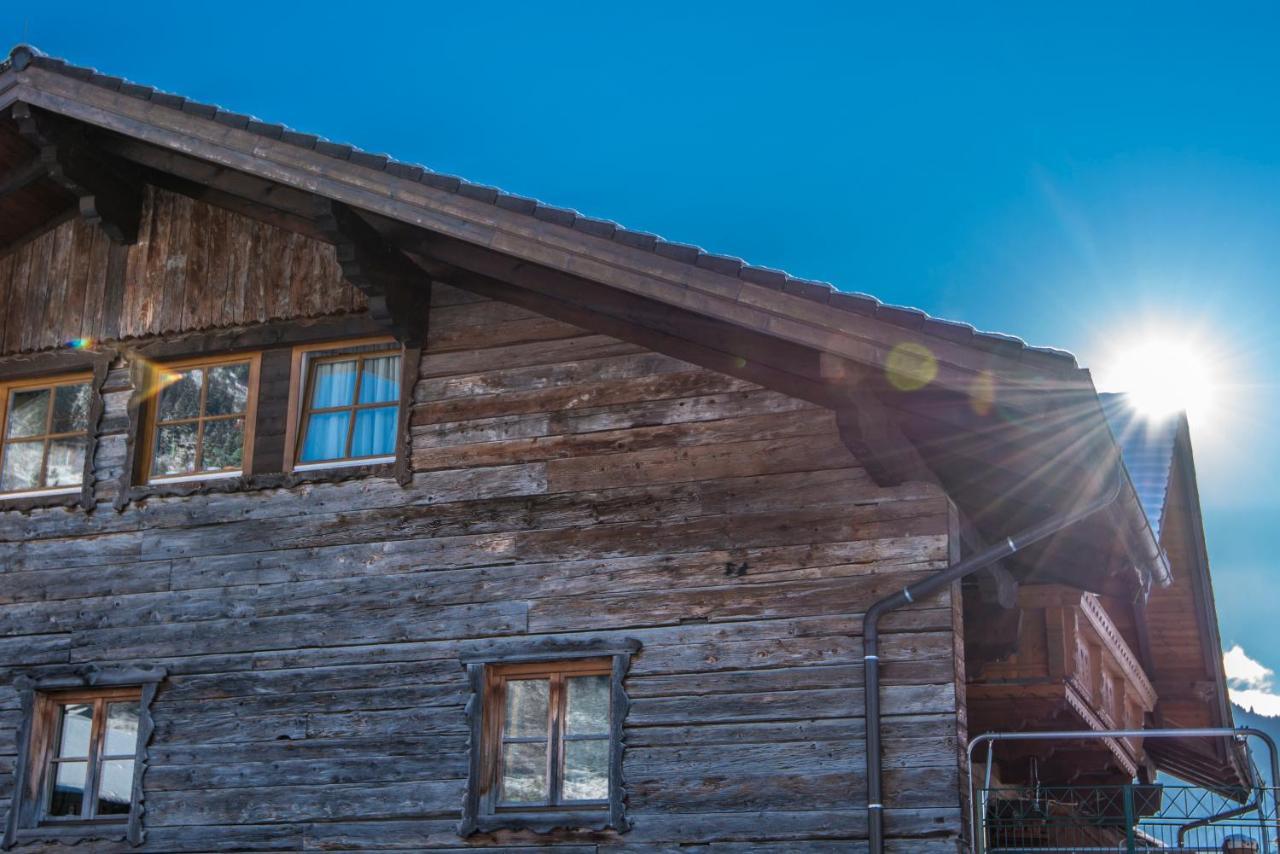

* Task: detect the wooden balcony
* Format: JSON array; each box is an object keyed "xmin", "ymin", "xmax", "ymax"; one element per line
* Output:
[{"xmin": 968, "ymin": 584, "xmax": 1158, "ymax": 779}]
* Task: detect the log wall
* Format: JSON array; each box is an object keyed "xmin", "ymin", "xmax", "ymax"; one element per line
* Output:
[
  {"xmin": 0, "ymin": 186, "xmax": 363, "ymax": 355},
  {"xmin": 0, "ymin": 278, "xmax": 967, "ymax": 849}
]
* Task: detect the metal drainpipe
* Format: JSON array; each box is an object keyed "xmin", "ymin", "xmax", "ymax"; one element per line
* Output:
[{"xmin": 862, "ymin": 468, "xmax": 1123, "ymax": 853}]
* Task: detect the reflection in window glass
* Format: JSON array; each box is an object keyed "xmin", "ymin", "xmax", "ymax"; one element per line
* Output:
[
  {"xmin": 298, "ymin": 349, "xmax": 400, "ymax": 465},
  {"xmin": 0, "ymin": 378, "xmax": 92, "ymax": 495},
  {"xmin": 96, "ymin": 760, "xmax": 135, "ymax": 815},
  {"xmin": 489, "ymin": 662, "xmax": 613, "ymax": 812},
  {"xmin": 49, "ymin": 761, "xmax": 87, "ymax": 817},
  {"xmin": 41, "ymin": 693, "xmax": 141, "ymax": 823},
  {"xmin": 57, "ymin": 704, "xmax": 94, "ymax": 759},
  {"xmin": 149, "ymin": 360, "xmax": 252, "ymax": 480},
  {"xmin": 563, "ymin": 739, "xmax": 609, "ymax": 801},
  {"xmin": 103, "ymin": 702, "xmax": 140, "ymax": 756}
]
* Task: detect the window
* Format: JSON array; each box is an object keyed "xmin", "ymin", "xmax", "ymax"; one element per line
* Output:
[
  {"xmin": 492, "ymin": 660, "xmax": 612, "ymax": 808},
  {"xmin": 292, "ymin": 340, "xmax": 402, "ymax": 470},
  {"xmin": 38, "ymin": 690, "xmax": 141, "ymax": 823},
  {"xmin": 6, "ymin": 671, "xmax": 161, "ymax": 848},
  {"xmin": 0, "ymin": 375, "xmax": 92, "ymax": 498},
  {"xmin": 459, "ymin": 640, "xmax": 637, "ymax": 836},
  {"xmin": 143, "ymin": 355, "xmax": 259, "ymax": 483}
]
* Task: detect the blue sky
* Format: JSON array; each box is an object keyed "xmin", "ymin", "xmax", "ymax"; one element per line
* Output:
[{"xmin": 6, "ymin": 3, "xmax": 1277, "ymax": 712}]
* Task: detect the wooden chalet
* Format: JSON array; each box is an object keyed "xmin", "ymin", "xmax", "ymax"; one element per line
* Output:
[{"xmin": 0, "ymin": 45, "xmax": 1252, "ymax": 851}]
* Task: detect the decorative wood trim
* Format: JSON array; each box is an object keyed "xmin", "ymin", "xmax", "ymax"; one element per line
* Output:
[
  {"xmin": 3, "ymin": 667, "xmax": 164, "ymax": 850},
  {"xmin": 79, "ymin": 354, "xmax": 111, "ymax": 512},
  {"xmin": 0, "ymin": 350, "xmax": 103, "ymax": 382},
  {"xmin": 393, "ymin": 342, "xmax": 421, "ymax": 487},
  {"xmin": 318, "ymin": 201, "xmax": 432, "ymax": 344},
  {"xmin": 458, "ymin": 637, "xmax": 640, "ymax": 836},
  {"xmin": 124, "ymin": 315, "xmax": 383, "ymax": 363},
  {"xmin": 12, "ymin": 103, "xmax": 142, "ymax": 245}
]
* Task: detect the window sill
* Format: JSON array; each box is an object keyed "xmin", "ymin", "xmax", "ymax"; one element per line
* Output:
[
  {"xmin": 292, "ymin": 455, "xmax": 395, "ymax": 473},
  {"xmin": 0, "ymin": 487, "xmax": 83, "ymax": 513},
  {"xmin": 147, "ymin": 470, "xmax": 243, "ymax": 486},
  {"xmin": 466, "ymin": 809, "xmax": 617, "ymax": 835},
  {"xmin": 123, "ymin": 462, "xmax": 400, "ymax": 504},
  {"xmin": 12, "ymin": 820, "xmax": 129, "ymax": 846}
]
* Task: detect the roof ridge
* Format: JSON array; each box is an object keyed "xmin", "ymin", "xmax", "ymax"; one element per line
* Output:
[{"xmin": 4, "ymin": 43, "xmax": 1079, "ymax": 370}]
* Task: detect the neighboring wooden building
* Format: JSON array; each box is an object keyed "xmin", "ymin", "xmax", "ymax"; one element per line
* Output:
[{"xmin": 0, "ymin": 46, "xmax": 1248, "ymax": 852}]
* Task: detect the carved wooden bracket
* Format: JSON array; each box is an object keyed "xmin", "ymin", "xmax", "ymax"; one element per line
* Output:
[
  {"xmin": 318, "ymin": 201, "xmax": 431, "ymax": 344},
  {"xmin": 11, "ymin": 103, "xmax": 143, "ymax": 244}
]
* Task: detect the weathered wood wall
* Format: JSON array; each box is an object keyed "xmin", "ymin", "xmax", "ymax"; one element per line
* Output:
[
  {"xmin": 0, "ymin": 280, "xmax": 966, "ymax": 850},
  {"xmin": 0, "ymin": 186, "xmax": 363, "ymax": 355}
]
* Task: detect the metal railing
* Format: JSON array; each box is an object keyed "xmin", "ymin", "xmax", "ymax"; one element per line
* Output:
[
  {"xmin": 969, "ymin": 728, "xmax": 1280, "ymax": 854},
  {"xmin": 980, "ymin": 783, "xmax": 1279, "ymax": 852}
]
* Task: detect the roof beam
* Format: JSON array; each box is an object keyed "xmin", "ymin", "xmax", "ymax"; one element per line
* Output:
[
  {"xmin": 11, "ymin": 103, "xmax": 143, "ymax": 244},
  {"xmin": 317, "ymin": 201, "xmax": 431, "ymax": 345},
  {"xmin": 0, "ymin": 153, "xmax": 45, "ymax": 199},
  {"xmin": 835, "ymin": 397, "xmax": 936, "ymax": 487},
  {"xmin": 6, "ymin": 61, "xmax": 1087, "ymax": 398}
]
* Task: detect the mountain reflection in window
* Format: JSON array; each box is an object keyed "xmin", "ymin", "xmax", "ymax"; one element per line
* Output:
[{"xmin": 149, "ymin": 359, "xmax": 252, "ymax": 480}]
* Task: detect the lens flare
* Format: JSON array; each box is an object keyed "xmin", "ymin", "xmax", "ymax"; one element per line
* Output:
[{"xmin": 885, "ymin": 341, "xmax": 938, "ymax": 392}]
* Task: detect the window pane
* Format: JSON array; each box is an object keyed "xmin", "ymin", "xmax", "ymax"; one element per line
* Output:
[
  {"xmin": 152, "ymin": 423, "xmax": 198, "ymax": 476},
  {"xmin": 57, "ymin": 703, "xmax": 94, "ymax": 758},
  {"xmin": 563, "ymin": 738, "xmax": 609, "ymax": 801},
  {"xmin": 310, "ymin": 359, "xmax": 357, "ymax": 408},
  {"xmin": 566, "ymin": 675, "xmax": 610, "ymax": 735},
  {"xmin": 48, "ymin": 761, "xmax": 87, "ymax": 817},
  {"xmin": 0, "ymin": 440, "xmax": 43, "ymax": 491},
  {"xmin": 504, "ymin": 678, "xmax": 549, "ymax": 738},
  {"xmin": 200, "ymin": 418, "xmax": 244, "ymax": 471},
  {"xmin": 357, "ymin": 354, "xmax": 400, "ymax": 404},
  {"xmin": 51, "ymin": 383, "xmax": 91, "ymax": 433},
  {"xmin": 96, "ymin": 759, "xmax": 135, "ymax": 816},
  {"xmin": 46, "ymin": 438, "xmax": 86, "ymax": 487},
  {"xmin": 501, "ymin": 742, "xmax": 548, "ymax": 804},
  {"xmin": 104, "ymin": 702, "xmax": 140, "ymax": 756},
  {"xmin": 351, "ymin": 406, "xmax": 397, "ymax": 457},
  {"xmin": 206, "ymin": 363, "xmax": 250, "ymax": 415},
  {"xmin": 157, "ymin": 368, "xmax": 203, "ymax": 422},
  {"xmin": 6, "ymin": 388, "xmax": 49, "ymax": 438},
  {"xmin": 300, "ymin": 411, "xmax": 350, "ymax": 462}
]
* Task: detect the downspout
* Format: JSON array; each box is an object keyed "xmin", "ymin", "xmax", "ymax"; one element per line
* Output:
[{"xmin": 862, "ymin": 467, "xmax": 1123, "ymax": 853}]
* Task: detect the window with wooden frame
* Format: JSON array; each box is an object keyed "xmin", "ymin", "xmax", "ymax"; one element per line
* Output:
[
  {"xmin": 6, "ymin": 669, "xmax": 162, "ymax": 849},
  {"xmin": 287, "ymin": 338, "xmax": 403, "ymax": 471},
  {"xmin": 141, "ymin": 354, "xmax": 260, "ymax": 483},
  {"xmin": 460, "ymin": 640, "xmax": 637, "ymax": 835},
  {"xmin": 35, "ymin": 689, "xmax": 141, "ymax": 824},
  {"xmin": 0, "ymin": 374, "xmax": 93, "ymax": 498}
]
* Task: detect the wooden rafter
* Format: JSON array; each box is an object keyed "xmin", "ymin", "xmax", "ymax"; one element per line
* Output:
[
  {"xmin": 834, "ymin": 398, "xmax": 936, "ymax": 488},
  {"xmin": 0, "ymin": 154, "xmax": 45, "ymax": 198},
  {"xmin": 317, "ymin": 201, "xmax": 431, "ymax": 345},
  {"xmin": 11, "ymin": 102, "xmax": 143, "ymax": 245}
]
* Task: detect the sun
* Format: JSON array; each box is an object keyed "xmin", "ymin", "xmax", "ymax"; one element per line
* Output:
[{"xmin": 1098, "ymin": 333, "xmax": 1218, "ymax": 425}]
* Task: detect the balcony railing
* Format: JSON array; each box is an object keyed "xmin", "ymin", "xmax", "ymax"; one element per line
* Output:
[{"xmin": 978, "ymin": 784, "xmax": 1279, "ymax": 853}]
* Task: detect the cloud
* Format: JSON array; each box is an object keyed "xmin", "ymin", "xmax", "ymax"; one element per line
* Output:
[{"xmin": 1224, "ymin": 645, "xmax": 1280, "ymax": 717}]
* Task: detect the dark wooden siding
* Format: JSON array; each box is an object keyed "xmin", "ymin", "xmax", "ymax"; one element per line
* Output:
[
  {"xmin": 0, "ymin": 284, "xmax": 965, "ymax": 851},
  {"xmin": 0, "ymin": 186, "xmax": 363, "ymax": 355}
]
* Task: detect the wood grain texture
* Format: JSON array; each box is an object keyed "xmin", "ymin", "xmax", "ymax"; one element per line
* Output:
[
  {"xmin": 0, "ymin": 284, "xmax": 965, "ymax": 850},
  {"xmin": 0, "ymin": 186, "xmax": 365, "ymax": 355}
]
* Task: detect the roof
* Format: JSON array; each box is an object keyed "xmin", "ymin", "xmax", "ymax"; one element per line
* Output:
[
  {"xmin": 1100, "ymin": 393, "xmax": 1180, "ymax": 540},
  {"xmin": 0, "ymin": 44, "xmax": 1080, "ymax": 372}
]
